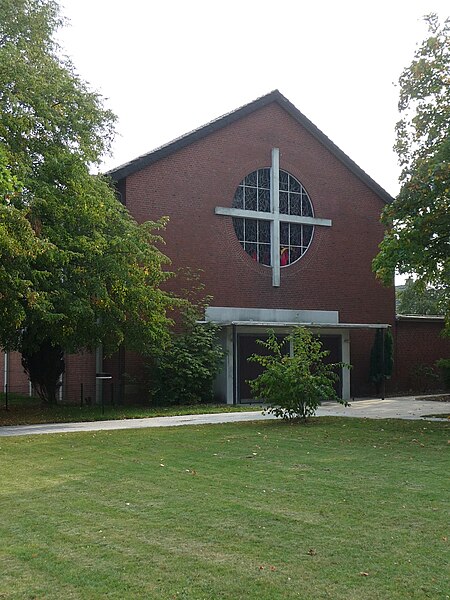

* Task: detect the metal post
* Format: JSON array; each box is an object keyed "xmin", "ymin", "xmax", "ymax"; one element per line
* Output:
[
  {"xmin": 58, "ymin": 371, "xmax": 63, "ymax": 404},
  {"xmin": 118, "ymin": 344, "xmax": 125, "ymax": 405},
  {"xmin": 381, "ymin": 328, "xmax": 386, "ymax": 400},
  {"xmin": 232, "ymin": 324, "xmax": 237, "ymax": 405},
  {"xmin": 3, "ymin": 351, "xmax": 8, "ymax": 394},
  {"xmin": 96, "ymin": 372, "xmax": 112, "ymax": 415},
  {"xmin": 5, "ymin": 382, "xmax": 8, "ymax": 411}
]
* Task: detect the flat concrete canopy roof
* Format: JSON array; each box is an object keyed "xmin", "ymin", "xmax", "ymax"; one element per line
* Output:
[{"xmin": 204, "ymin": 321, "xmax": 391, "ymax": 329}]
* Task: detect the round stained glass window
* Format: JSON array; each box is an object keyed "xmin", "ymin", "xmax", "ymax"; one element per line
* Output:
[{"xmin": 232, "ymin": 168, "xmax": 314, "ymax": 266}]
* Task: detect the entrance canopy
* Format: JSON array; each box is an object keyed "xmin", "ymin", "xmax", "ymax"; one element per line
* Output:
[
  {"xmin": 210, "ymin": 321, "xmax": 391, "ymax": 330},
  {"xmin": 205, "ymin": 307, "xmax": 391, "ymax": 405},
  {"xmin": 205, "ymin": 305, "xmax": 390, "ymax": 330}
]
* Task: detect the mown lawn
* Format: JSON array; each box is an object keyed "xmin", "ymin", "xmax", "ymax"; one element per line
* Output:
[
  {"xmin": 0, "ymin": 393, "xmax": 261, "ymax": 426},
  {"xmin": 0, "ymin": 418, "xmax": 448, "ymax": 599}
]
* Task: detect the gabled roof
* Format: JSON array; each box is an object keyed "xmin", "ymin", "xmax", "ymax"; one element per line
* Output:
[{"xmin": 108, "ymin": 90, "xmax": 393, "ymax": 204}]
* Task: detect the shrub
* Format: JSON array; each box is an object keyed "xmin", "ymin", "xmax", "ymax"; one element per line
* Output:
[
  {"xmin": 411, "ymin": 363, "xmax": 440, "ymax": 392},
  {"xmin": 147, "ymin": 272, "xmax": 226, "ymax": 405},
  {"xmin": 248, "ymin": 327, "xmax": 350, "ymax": 421},
  {"xmin": 148, "ymin": 320, "xmax": 225, "ymax": 405},
  {"xmin": 436, "ymin": 358, "xmax": 450, "ymax": 389},
  {"xmin": 369, "ymin": 328, "xmax": 394, "ymax": 394}
]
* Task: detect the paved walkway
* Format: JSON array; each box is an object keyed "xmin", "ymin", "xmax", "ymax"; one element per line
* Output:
[{"xmin": 0, "ymin": 396, "xmax": 447, "ymax": 438}]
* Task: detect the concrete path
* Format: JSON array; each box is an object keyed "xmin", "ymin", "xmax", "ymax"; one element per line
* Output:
[{"xmin": 0, "ymin": 396, "xmax": 447, "ymax": 438}]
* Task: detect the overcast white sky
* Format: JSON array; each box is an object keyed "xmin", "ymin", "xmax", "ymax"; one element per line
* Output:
[{"xmin": 58, "ymin": 0, "xmax": 448, "ymax": 198}]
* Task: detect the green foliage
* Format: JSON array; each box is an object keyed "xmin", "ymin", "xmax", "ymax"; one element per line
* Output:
[
  {"xmin": 0, "ymin": 1, "xmax": 174, "ymax": 400},
  {"xmin": 147, "ymin": 271, "xmax": 225, "ymax": 405},
  {"xmin": 248, "ymin": 327, "xmax": 350, "ymax": 421},
  {"xmin": 369, "ymin": 328, "xmax": 394, "ymax": 391},
  {"xmin": 397, "ymin": 277, "xmax": 447, "ymax": 315},
  {"xmin": 148, "ymin": 322, "xmax": 225, "ymax": 405},
  {"xmin": 147, "ymin": 303, "xmax": 225, "ymax": 405},
  {"xmin": 0, "ymin": 145, "xmax": 49, "ymax": 344},
  {"xmin": 436, "ymin": 358, "xmax": 450, "ymax": 389},
  {"xmin": 373, "ymin": 14, "xmax": 450, "ymax": 334}
]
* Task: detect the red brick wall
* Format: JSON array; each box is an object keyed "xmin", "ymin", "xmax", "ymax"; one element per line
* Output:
[
  {"xmin": 63, "ymin": 351, "xmax": 97, "ymax": 405},
  {"xmin": 0, "ymin": 350, "xmax": 98, "ymax": 404},
  {"xmin": 124, "ymin": 101, "xmax": 395, "ymax": 397},
  {"xmin": 392, "ymin": 319, "xmax": 450, "ymax": 393},
  {"xmin": 0, "ymin": 351, "xmax": 30, "ymax": 397},
  {"xmin": 126, "ymin": 102, "xmax": 394, "ymax": 326}
]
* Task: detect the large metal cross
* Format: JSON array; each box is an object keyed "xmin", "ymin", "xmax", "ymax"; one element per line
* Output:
[{"xmin": 215, "ymin": 148, "xmax": 332, "ymax": 287}]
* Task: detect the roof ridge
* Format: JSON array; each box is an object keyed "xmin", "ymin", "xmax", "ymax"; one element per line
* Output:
[{"xmin": 107, "ymin": 90, "xmax": 393, "ymax": 204}]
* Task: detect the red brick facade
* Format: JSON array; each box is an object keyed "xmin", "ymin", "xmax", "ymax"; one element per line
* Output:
[
  {"xmin": 122, "ymin": 98, "xmax": 395, "ymax": 398},
  {"xmin": 125, "ymin": 102, "xmax": 393, "ymax": 323}
]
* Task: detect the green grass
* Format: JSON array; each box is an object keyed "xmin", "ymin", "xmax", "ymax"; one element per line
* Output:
[
  {"xmin": 0, "ymin": 418, "xmax": 448, "ymax": 599},
  {"xmin": 0, "ymin": 393, "xmax": 261, "ymax": 426}
]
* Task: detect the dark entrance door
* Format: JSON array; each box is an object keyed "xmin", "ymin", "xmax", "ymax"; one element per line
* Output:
[{"xmin": 237, "ymin": 333, "xmax": 288, "ymax": 403}]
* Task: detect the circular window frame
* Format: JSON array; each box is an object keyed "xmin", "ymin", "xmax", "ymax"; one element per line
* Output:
[{"xmin": 231, "ymin": 167, "xmax": 315, "ymax": 268}]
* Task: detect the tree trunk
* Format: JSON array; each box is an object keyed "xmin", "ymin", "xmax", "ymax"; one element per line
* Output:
[{"xmin": 21, "ymin": 337, "xmax": 65, "ymax": 405}]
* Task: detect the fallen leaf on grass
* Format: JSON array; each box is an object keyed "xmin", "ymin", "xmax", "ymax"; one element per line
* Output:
[
  {"xmin": 258, "ymin": 565, "xmax": 277, "ymax": 572},
  {"xmin": 360, "ymin": 572, "xmax": 369, "ymax": 576},
  {"xmin": 307, "ymin": 548, "xmax": 317, "ymax": 556}
]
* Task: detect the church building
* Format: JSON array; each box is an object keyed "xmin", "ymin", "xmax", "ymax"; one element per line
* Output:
[{"xmin": 109, "ymin": 90, "xmax": 396, "ymax": 403}]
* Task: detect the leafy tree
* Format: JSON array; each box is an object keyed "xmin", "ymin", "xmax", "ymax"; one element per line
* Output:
[
  {"xmin": 396, "ymin": 277, "xmax": 447, "ymax": 315},
  {"xmin": 373, "ymin": 14, "xmax": 450, "ymax": 333},
  {"xmin": 0, "ymin": 0, "xmax": 173, "ymax": 402},
  {"xmin": 248, "ymin": 328, "xmax": 350, "ymax": 421}
]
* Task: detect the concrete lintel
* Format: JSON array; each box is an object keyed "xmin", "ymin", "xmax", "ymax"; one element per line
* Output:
[{"xmin": 205, "ymin": 306, "xmax": 339, "ymax": 325}]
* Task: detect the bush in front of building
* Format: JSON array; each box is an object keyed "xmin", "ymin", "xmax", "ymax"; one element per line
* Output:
[
  {"xmin": 146, "ymin": 297, "xmax": 225, "ymax": 405},
  {"xmin": 248, "ymin": 327, "xmax": 350, "ymax": 421},
  {"xmin": 369, "ymin": 328, "xmax": 394, "ymax": 394}
]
